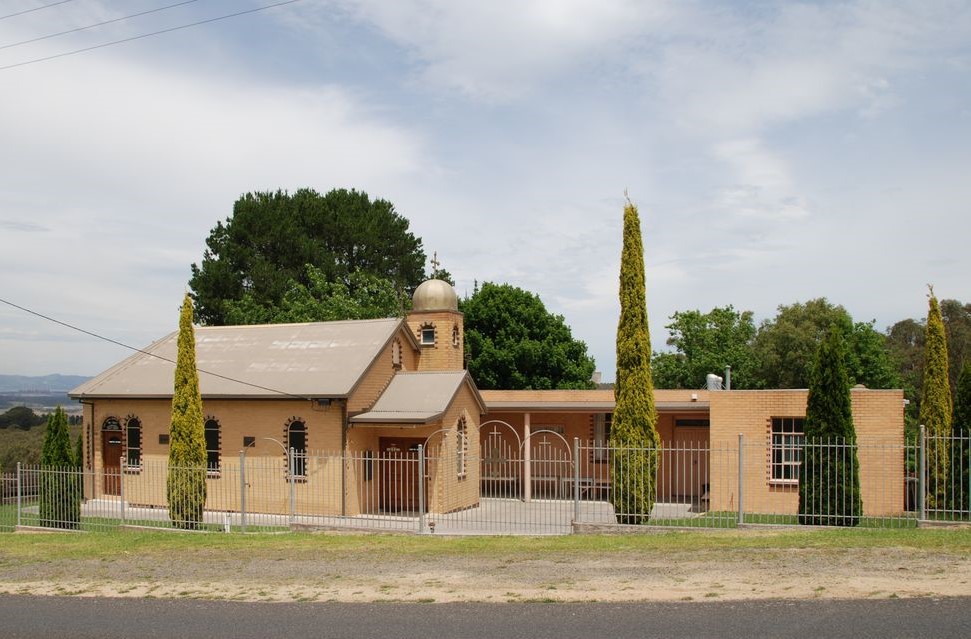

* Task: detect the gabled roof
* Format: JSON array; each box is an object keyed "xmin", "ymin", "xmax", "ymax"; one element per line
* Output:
[
  {"xmin": 70, "ymin": 318, "xmax": 412, "ymax": 399},
  {"xmin": 350, "ymin": 371, "xmax": 486, "ymax": 424}
]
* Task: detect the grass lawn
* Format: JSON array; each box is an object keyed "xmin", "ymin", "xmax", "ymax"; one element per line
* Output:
[{"xmin": 2, "ymin": 526, "xmax": 970, "ymax": 564}]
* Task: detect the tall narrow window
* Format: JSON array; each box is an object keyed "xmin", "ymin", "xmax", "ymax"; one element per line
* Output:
[
  {"xmin": 771, "ymin": 417, "xmax": 805, "ymax": 482},
  {"xmin": 204, "ymin": 418, "xmax": 221, "ymax": 472},
  {"xmin": 456, "ymin": 417, "xmax": 467, "ymax": 478},
  {"xmin": 391, "ymin": 338, "xmax": 402, "ymax": 368},
  {"xmin": 125, "ymin": 416, "xmax": 141, "ymax": 468},
  {"xmin": 287, "ymin": 420, "xmax": 307, "ymax": 477}
]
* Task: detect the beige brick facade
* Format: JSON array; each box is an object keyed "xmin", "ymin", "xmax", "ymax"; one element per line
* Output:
[{"xmin": 406, "ymin": 309, "xmax": 465, "ymax": 371}]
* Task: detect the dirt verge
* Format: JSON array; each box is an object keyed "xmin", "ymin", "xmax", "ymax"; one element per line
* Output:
[{"xmin": 2, "ymin": 536, "xmax": 969, "ymax": 603}]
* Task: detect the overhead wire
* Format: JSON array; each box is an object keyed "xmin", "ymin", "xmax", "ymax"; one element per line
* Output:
[
  {"xmin": 0, "ymin": 295, "xmax": 314, "ymax": 401},
  {"xmin": 1, "ymin": 0, "xmax": 204, "ymax": 51},
  {"xmin": 0, "ymin": 0, "xmax": 78, "ymax": 21},
  {"xmin": 0, "ymin": 0, "xmax": 304, "ymax": 71}
]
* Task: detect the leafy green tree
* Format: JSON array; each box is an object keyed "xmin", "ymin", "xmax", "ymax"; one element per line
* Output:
[
  {"xmin": 951, "ymin": 362, "xmax": 971, "ymax": 511},
  {"xmin": 609, "ymin": 200, "xmax": 660, "ymax": 524},
  {"xmin": 919, "ymin": 287, "xmax": 952, "ymax": 509},
  {"xmin": 39, "ymin": 406, "xmax": 80, "ymax": 529},
  {"xmin": 0, "ymin": 406, "xmax": 47, "ymax": 430},
  {"xmin": 167, "ymin": 294, "xmax": 208, "ymax": 530},
  {"xmin": 224, "ymin": 267, "xmax": 405, "ymax": 324},
  {"xmin": 461, "ymin": 283, "xmax": 595, "ymax": 390},
  {"xmin": 651, "ymin": 306, "xmax": 758, "ymax": 389},
  {"xmin": 798, "ymin": 326, "xmax": 862, "ymax": 526},
  {"xmin": 753, "ymin": 299, "xmax": 898, "ymax": 389},
  {"xmin": 189, "ymin": 188, "xmax": 426, "ymax": 325},
  {"xmin": 940, "ymin": 299, "xmax": 971, "ymax": 394}
]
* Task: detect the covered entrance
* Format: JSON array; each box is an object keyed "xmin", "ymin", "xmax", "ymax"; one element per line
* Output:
[{"xmin": 378, "ymin": 438, "xmax": 427, "ymax": 513}]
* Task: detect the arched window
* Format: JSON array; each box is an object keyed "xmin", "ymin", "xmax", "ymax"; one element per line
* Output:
[
  {"xmin": 287, "ymin": 419, "xmax": 307, "ymax": 477},
  {"xmin": 452, "ymin": 324, "xmax": 460, "ymax": 348},
  {"xmin": 125, "ymin": 416, "xmax": 141, "ymax": 468},
  {"xmin": 456, "ymin": 417, "xmax": 467, "ymax": 478},
  {"xmin": 391, "ymin": 338, "xmax": 402, "ymax": 368},
  {"xmin": 204, "ymin": 418, "xmax": 221, "ymax": 472}
]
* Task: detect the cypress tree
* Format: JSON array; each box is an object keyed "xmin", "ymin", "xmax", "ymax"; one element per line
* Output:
[
  {"xmin": 798, "ymin": 325, "xmax": 862, "ymax": 525},
  {"xmin": 167, "ymin": 293, "xmax": 208, "ymax": 529},
  {"xmin": 39, "ymin": 406, "xmax": 81, "ymax": 529},
  {"xmin": 74, "ymin": 431, "xmax": 83, "ymax": 469},
  {"xmin": 950, "ymin": 362, "xmax": 971, "ymax": 511},
  {"xmin": 609, "ymin": 198, "xmax": 660, "ymax": 524},
  {"xmin": 919, "ymin": 287, "xmax": 952, "ymax": 509}
]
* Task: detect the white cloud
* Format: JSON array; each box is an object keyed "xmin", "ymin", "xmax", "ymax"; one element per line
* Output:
[{"xmin": 325, "ymin": 0, "xmax": 669, "ymax": 100}]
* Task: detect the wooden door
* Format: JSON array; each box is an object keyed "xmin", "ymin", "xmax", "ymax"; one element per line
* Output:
[
  {"xmin": 102, "ymin": 431, "xmax": 122, "ymax": 496},
  {"xmin": 669, "ymin": 427, "xmax": 709, "ymax": 497},
  {"xmin": 379, "ymin": 438, "xmax": 425, "ymax": 513}
]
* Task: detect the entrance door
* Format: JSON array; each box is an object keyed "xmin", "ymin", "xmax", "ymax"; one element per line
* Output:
[
  {"xmin": 379, "ymin": 438, "xmax": 425, "ymax": 513},
  {"xmin": 102, "ymin": 430, "xmax": 123, "ymax": 495},
  {"xmin": 669, "ymin": 427, "xmax": 709, "ymax": 498}
]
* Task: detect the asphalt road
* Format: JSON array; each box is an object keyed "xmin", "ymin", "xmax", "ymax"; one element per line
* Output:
[{"xmin": 2, "ymin": 595, "xmax": 970, "ymax": 638}]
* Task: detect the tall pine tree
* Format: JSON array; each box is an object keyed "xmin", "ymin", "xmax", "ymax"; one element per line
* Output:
[
  {"xmin": 167, "ymin": 293, "xmax": 208, "ymax": 529},
  {"xmin": 919, "ymin": 287, "xmax": 952, "ymax": 510},
  {"xmin": 39, "ymin": 406, "xmax": 80, "ymax": 529},
  {"xmin": 610, "ymin": 198, "xmax": 660, "ymax": 524},
  {"xmin": 798, "ymin": 325, "xmax": 862, "ymax": 525}
]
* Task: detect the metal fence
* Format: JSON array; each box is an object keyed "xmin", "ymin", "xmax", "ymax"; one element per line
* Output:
[{"xmin": 3, "ymin": 430, "xmax": 969, "ymax": 534}]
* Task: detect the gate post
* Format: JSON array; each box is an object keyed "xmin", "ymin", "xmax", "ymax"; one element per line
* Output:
[
  {"xmin": 737, "ymin": 433, "xmax": 744, "ymax": 526},
  {"xmin": 918, "ymin": 425, "xmax": 926, "ymax": 522},
  {"xmin": 120, "ymin": 458, "xmax": 126, "ymax": 526},
  {"xmin": 418, "ymin": 444, "xmax": 426, "ymax": 533},
  {"xmin": 16, "ymin": 462, "xmax": 21, "ymax": 528},
  {"xmin": 239, "ymin": 450, "xmax": 247, "ymax": 533},
  {"xmin": 573, "ymin": 437, "xmax": 581, "ymax": 525}
]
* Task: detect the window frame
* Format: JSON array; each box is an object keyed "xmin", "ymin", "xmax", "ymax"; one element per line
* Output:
[
  {"xmin": 204, "ymin": 417, "xmax": 221, "ymax": 475},
  {"xmin": 287, "ymin": 419, "xmax": 307, "ymax": 479},
  {"xmin": 125, "ymin": 415, "xmax": 142, "ymax": 470},
  {"xmin": 770, "ymin": 417, "xmax": 805, "ymax": 483}
]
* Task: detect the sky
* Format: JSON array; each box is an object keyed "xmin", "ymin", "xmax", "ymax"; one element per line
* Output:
[{"xmin": 1, "ymin": 0, "xmax": 970, "ymax": 382}]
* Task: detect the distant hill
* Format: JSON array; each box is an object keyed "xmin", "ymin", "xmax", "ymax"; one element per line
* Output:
[{"xmin": 0, "ymin": 374, "xmax": 90, "ymax": 394}]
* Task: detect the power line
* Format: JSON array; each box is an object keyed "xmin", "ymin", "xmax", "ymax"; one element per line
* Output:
[
  {"xmin": 0, "ymin": 0, "xmax": 304, "ymax": 71},
  {"xmin": 0, "ymin": 0, "xmax": 77, "ymax": 21},
  {"xmin": 0, "ymin": 296, "xmax": 312, "ymax": 401},
  {"xmin": 1, "ymin": 0, "xmax": 204, "ymax": 51}
]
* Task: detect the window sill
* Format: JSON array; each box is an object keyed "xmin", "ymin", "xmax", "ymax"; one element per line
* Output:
[
  {"xmin": 123, "ymin": 467, "xmax": 141, "ymax": 475},
  {"xmin": 768, "ymin": 479, "xmax": 799, "ymax": 488},
  {"xmin": 206, "ymin": 470, "xmax": 221, "ymax": 479}
]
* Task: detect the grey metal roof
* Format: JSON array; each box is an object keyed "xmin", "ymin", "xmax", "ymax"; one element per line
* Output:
[
  {"xmin": 70, "ymin": 318, "xmax": 406, "ymax": 399},
  {"xmin": 350, "ymin": 371, "xmax": 481, "ymax": 424}
]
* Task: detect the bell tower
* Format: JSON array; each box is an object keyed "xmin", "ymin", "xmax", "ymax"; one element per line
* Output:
[{"xmin": 407, "ymin": 279, "xmax": 464, "ymax": 371}]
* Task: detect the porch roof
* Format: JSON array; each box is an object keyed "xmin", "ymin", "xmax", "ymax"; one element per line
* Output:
[
  {"xmin": 350, "ymin": 371, "xmax": 484, "ymax": 424},
  {"xmin": 481, "ymin": 389, "xmax": 710, "ymax": 413}
]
